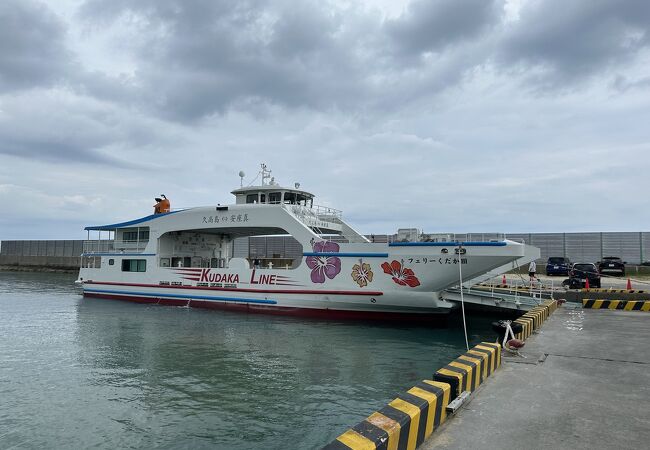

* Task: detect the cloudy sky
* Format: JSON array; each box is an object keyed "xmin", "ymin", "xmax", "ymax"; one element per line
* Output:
[{"xmin": 1, "ymin": 0, "xmax": 649, "ymax": 240}]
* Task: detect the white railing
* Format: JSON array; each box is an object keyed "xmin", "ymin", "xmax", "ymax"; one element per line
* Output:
[
  {"xmin": 474, "ymin": 277, "xmax": 559, "ymax": 305},
  {"xmin": 289, "ymin": 204, "xmax": 342, "ymax": 219},
  {"xmin": 82, "ymin": 240, "xmax": 149, "ymax": 254},
  {"xmin": 389, "ymin": 232, "xmax": 508, "ymax": 243}
]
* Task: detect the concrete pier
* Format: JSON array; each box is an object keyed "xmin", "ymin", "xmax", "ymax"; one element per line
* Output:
[{"xmin": 421, "ymin": 307, "xmax": 650, "ymax": 449}]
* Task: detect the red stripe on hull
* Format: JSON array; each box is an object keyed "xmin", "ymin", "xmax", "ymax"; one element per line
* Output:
[
  {"xmin": 85, "ymin": 281, "xmax": 383, "ymax": 296},
  {"xmin": 83, "ymin": 292, "xmax": 447, "ymax": 323}
]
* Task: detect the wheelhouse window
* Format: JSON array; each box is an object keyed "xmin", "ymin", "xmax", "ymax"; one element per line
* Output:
[
  {"xmin": 284, "ymin": 192, "xmax": 296, "ymax": 204},
  {"xmin": 269, "ymin": 192, "xmax": 281, "ymax": 204},
  {"xmin": 246, "ymin": 194, "xmax": 258, "ymax": 204},
  {"xmin": 121, "ymin": 259, "xmax": 147, "ymax": 272},
  {"xmin": 122, "ymin": 229, "xmax": 150, "ymax": 242}
]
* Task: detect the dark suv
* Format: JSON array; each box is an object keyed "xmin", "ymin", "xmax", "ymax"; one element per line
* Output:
[
  {"xmin": 598, "ymin": 257, "xmax": 625, "ymax": 277},
  {"xmin": 546, "ymin": 257, "xmax": 571, "ymax": 276},
  {"xmin": 569, "ymin": 263, "xmax": 601, "ymax": 288}
]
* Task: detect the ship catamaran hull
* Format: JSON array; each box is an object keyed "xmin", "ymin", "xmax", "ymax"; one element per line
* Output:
[{"xmin": 78, "ymin": 167, "xmax": 525, "ymax": 322}]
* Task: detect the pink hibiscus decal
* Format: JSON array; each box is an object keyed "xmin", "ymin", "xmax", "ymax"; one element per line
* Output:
[
  {"xmin": 381, "ymin": 260, "xmax": 421, "ymax": 288},
  {"xmin": 306, "ymin": 241, "xmax": 342, "ymax": 283}
]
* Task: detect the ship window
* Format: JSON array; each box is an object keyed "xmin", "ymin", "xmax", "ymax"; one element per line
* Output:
[
  {"xmin": 123, "ymin": 231, "xmax": 137, "ymax": 242},
  {"xmin": 296, "ymin": 194, "xmax": 307, "ymax": 205},
  {"xmin": 284, "ymin": 192, "xmax": 296, "ymax": 204},
  {"xmin": 246, "ymin": 194, "xmax": 258, "ymax": 204},
  {"xmin": 122, "ymin": 229, "xmax": 149, "ymax": 241},
  {"xmin": 121, "ymin": 259, "xmax": 147, "ymax": 272},
  {"xmin": 269, "ymin": 192, "xmax": 281, "ymax": 204},
  {"xmin": 260, "ymin": 193, "xmax": 266, "ymax": 203},
  {"xmin": 109, "ymin": 259, "xmax": 114, "ymax": 265}
]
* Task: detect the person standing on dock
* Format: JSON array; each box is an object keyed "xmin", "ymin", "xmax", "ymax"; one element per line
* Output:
[{"xmin": 528, "ymin": 260, "xmax": 537, "ymax": 283}]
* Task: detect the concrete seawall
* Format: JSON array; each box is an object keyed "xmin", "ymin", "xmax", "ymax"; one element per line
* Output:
[{"xmin": 0, "ymin": 240, "xmax": 82, "ymax": 270}]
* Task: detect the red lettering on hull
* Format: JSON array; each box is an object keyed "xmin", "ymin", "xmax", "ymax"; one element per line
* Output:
[
  {"xmin": 249, "ymin": 269, "xmax": 277, "ymax": 285},
  {"xmin": 199, "ymin": 269, "xmax": 239, "ymax": 284}
]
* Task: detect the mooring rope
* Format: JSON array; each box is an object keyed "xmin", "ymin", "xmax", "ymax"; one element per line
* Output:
[{"xmin": 458, "ymin": 243, "xmax": 469, "ymax": 351}]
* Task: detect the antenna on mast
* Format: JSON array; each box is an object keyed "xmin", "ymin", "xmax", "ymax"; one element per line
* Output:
[
  {"xmin": 238, "ymin": 170, "xmax": 245, "ymax": 187},
  {"xmin": 260, "ymin": 163, "xmax": 272, "ymax": 186}
]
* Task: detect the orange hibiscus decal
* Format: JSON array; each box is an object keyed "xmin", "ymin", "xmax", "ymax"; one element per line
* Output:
[
  {"xmin": 351, "ymin": 260, "xmax": 374, "ymax": 287},
  {"xmin": 381, "ymin": 260, "xmax": 420, "ymax": 288}
]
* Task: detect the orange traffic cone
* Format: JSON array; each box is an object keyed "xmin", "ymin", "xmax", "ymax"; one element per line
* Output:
[
  {"xmin": 502, "ymin": 275, "xmax": 507, "ymax": 286},
  {"xmin": 627, "ymin": 278, "xmax": 632, "ymax": 290},
  {"xmin": 584, "ymin": 277, "xmax": 590, "ymax": 290}
]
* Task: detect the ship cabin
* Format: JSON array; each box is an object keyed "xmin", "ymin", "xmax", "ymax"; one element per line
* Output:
[
  {"xmin": 80, "ymin": 183, "xmax": 363, "ymax": 275},
  {"xmin": 231, "ymin": 184, "xmax": 315, "ymax": 207}
]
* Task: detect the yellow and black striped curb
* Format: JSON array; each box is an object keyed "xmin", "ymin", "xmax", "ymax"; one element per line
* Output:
[
  {"xmin": 580, "ymin": 288, "xmax": 646, "ymax": 293},
  {"xmin": 323, "ymin": 380, "xmax": 451, "ymax": 450},
  {"xmin": 582, "ymin": 299, "xmax": 650, "ymax": 311},
  {"xmin": 433, "ymin": 342, "xmax": 501, "ymax": 400},
  {"xmin": 515, "ymin": 300, "xmax": 557, "ymax": 340},
  {"xmin": 514, "ymin": 316, "xmax": 533, "ymax": 340},
  {"xmin": 324, "ymin": 301, "xmax": 560, "ymax": 450},
  {"xmin": 324, "ymin": 342, "xmax": 501, "ymax": 450}
]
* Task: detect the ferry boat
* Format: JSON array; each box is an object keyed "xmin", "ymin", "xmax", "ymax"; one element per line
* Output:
[{"xmin": 77, "ymin": 165, "xmax": 525, "ymax": 321}]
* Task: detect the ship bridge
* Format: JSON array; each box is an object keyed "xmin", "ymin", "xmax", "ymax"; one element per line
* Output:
[{"xmin": 231, "ymin": 181, "xmax": 343, "ymax": 234}]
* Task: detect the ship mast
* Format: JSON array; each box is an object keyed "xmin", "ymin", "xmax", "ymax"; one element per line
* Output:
[{"xmin": 260, "ymin": 163, "xmax": 272, "ymax": 186}]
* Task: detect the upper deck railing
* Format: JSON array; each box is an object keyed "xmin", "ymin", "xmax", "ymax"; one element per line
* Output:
[
  {"xmin": 82, "ymin": 239, "xmax": 149, "ymax": 255},
  {"xmin": 288, "ymin": 204, "xmax": 343, "ymax": 230},
  {"xmin": 389, "ymin": 232, "xmax": 509, "ymax": 244}
]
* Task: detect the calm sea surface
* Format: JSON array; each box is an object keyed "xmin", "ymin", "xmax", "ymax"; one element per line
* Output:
[{"xmin": 0, "ymin": 271, "xmax": 497, "ymax": 449}]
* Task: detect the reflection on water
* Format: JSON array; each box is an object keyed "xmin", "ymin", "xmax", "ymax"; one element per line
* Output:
[{"xmin": 0, "ymin": 271, "xmax": 496, "ymax": 449}]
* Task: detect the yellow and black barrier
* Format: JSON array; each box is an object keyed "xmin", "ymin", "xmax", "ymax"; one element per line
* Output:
[
  {"xmin": 325, "ymin": 304, "xmax": 560, "ymax": 449},
  {"xmin": 514, "ymin": 317, "xmax": 533, "ymax": 340},
  {"xmin": 542, "ymin": 299, "xmax": 558, "ymax": 314},
  {"xmin": 514, "ymin": 300, "xmax": 557, "ymax": 340},
  {"xmin": 433, "ymin": 342, "xmax": 501, "ymax": 400},
  {"xmin": 324, "ymin": 380, "xmax": 451, "ymax": 450},
  {"xmin": 581, "ymin": 288, "xmax": 646, "ymax": 294},
  {"xmin": 582, "ymin": 299, "xmax": 650, "ymax": 311},
  {"xmin": 520, "ymin": 309, "xmax": 544, "ymax": 330}
]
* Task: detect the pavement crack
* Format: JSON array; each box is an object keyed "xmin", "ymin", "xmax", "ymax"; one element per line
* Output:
[{"xmin": 546, "ymin": 352, "xmax": 650, "ymax": 365}]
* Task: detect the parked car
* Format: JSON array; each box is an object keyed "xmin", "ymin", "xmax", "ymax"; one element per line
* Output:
[
  {"xmin": 597, "ymin": 256, "xmax": 626, "ymax": 277},
  {"xmin": 546, "ymin": 257, "xmax": 571, "ymax": 276},
  {"xmin": 569, "ymin": 263, "xmax": 601, "ymax": 288}
]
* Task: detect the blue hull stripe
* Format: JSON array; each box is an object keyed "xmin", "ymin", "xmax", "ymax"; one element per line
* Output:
[
  {"xmin": 84, "ymin": 288, "xmax": 277, "ymax": 305},
  {"xmin": 389, "ymin": 241, "xmax": 507, "ymax": 247},
  {"xmin": 81, "ymin": 253, "xmax": 157, "ymax": 257},
  {"xmin": 303, "ymin": 252, "xmax": 389, "ymax": 258}
]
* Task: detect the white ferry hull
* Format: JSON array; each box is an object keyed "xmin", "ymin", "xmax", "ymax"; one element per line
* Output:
[
  {"xmin": 78, "ymin": 177, "xmax": 527, "ymax": 322},
  {"xmin": 82, "ymin": 283, "xmax": 450, "ymax": 321},
  {"xmin": 80, "ymin": 240, "xmax": 524, "ymax": 321}
]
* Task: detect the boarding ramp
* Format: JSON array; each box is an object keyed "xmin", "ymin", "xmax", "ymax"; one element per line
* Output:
[
  {"xmin": 442, "ymin": 244, "xmax": 559, "ymax": 312},
  {"xmin": 443, "ymin": 279, "xmax": 558, "ymax": 312}
]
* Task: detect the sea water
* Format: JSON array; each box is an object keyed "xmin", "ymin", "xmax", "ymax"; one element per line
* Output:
[{"xmin": 0, "ymin": 271, "xmax": 497, "ymax": 449}]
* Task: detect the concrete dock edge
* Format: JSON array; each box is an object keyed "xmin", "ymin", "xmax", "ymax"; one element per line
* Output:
[{"xmin": 323, "ymin": 299, "xmax": 559, "ymax": 450}]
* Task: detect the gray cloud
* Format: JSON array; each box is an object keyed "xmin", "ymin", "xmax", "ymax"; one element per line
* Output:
[
  {"xmin": 386, "ymin": 0, "xmax": 503, "ymax": 58},
  {"xmin": 1, "ymin": 0, "xmax": 650, "ymax": 240},
  {"xmin": 499, "ymin": 0, "xmax": 650, "ymax": 86},
  {"xmin": 0, "ymin": 0, "xmax": 72, "ymax": 92},
  {"xmin": 77, "ymin": 0, "xmax": 373, "ymax": 121},
  {"xmin": 0, "ymin": 90, "xmax": 182, "ymax": 168}
]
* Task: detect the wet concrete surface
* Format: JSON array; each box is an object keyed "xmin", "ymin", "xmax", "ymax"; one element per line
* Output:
[{"xmin": 421, "ymin": 306, "xmax": 650, "ymax": 450}]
